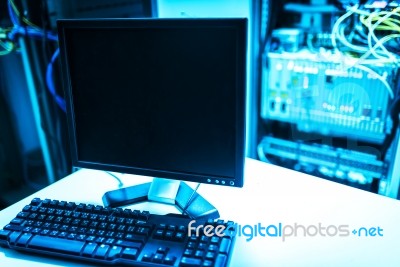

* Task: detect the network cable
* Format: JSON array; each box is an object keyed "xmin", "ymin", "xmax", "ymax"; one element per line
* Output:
[
  {"xmin": 330, "ymin": 4, "xmax": 400, "ymax": 99},
  {"xmin": 46, "ymin": 48, "xmax": 66, "ymax": 112}
]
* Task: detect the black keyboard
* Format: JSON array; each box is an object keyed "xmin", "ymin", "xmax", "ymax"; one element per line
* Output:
[{"xmin": 0, "ymin": 198, "xmax": 236, "ymax": 267}]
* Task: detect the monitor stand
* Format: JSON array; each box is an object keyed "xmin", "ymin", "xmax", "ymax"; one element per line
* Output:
[{"xmin": 102, "ymin": 178, "xmax": 220, "ymax": 220}]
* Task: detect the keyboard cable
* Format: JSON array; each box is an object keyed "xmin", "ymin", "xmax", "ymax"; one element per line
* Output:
[
  {"xmin": 105, "ymin": 171, "xmax": 124, "ymax": 188},
  {"xmin": 181, "ymin": 183, "xmax": 201, "ymax": 219}
]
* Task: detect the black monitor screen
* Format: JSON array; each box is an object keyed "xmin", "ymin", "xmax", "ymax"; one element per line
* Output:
[{"xmin": 58, "ymin": 18, "xmax": 246, "ymax": 187}]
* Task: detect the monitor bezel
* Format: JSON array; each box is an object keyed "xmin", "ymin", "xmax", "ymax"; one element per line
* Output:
[{"xmin": 57, "ymin": 18, "xmax": 247, "ymax": 188}]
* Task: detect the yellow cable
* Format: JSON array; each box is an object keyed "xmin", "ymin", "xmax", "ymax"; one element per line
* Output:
[
  {"xmin": 0, "ymin": 40, "xmax": 14, "ymax": 56},
  {"xmin": 9, "ymin": 0, "xmax": 40, "ymax": 29},
  {"xmin": 364, "ymin": 9, "xmax": 396, "ymax": 59},
  {"xmin": 358, "ymin": 10, "xmax": 400, "ymax": 60}
]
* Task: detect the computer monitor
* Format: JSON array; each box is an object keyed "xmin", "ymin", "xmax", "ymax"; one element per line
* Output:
[{"xmin": 57, "ymin": 18, "xmax": 247, "ymax": 219}]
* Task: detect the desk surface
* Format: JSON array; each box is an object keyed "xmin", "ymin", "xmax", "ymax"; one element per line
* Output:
[{"xmin": 1, "ymin": 158, "xmax": 399, "ymax": 267}]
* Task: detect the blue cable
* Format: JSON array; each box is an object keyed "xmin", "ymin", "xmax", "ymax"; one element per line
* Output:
[
  {"xmin": 7, "ymin": 0, "xmax": 58, "ymax": 41},
  {"xmin": 8, "ymin": 27, "xmax": 58, "ymax": 41},
  {"xmin": 7, "ymin": 0, "xmax": 19, "ymax": 26},
  {"xmin": 46, "ymin": 48, "xmax": 66, "ymax": 112},
  {"xmin": 7, "ymin": 1, "xmax": 64, "ymax": 112}
]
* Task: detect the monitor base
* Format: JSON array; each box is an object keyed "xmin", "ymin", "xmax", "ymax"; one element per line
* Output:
[{"xmin": 102, "ymin": 179, "xmax": 220, "ymax": 220}]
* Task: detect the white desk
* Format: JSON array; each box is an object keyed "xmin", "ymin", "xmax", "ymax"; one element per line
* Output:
[{"xmin": 1, "ymin": 158, "xmax": 400, "ymax": 267}]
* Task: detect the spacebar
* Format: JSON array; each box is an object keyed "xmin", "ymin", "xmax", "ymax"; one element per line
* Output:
[{"xmin": 27, "ymin": 235, "xmax": 85, "ymax": 255}]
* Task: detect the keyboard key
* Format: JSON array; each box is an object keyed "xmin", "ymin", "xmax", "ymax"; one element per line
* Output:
[
  {"xmin": 95, "ymin": 237, "xmax": 105, "ymax": 243},
  {"xmin": 127, "ymin": 226, "xmax": 135, "ymax": 233},
  {"xmin": 27, "ymin": 235, "xmax": 85, "ymax": 255},
  {"xmin": 51, "ymin": 224, "xmax": 61, "ymax": 230},
  {"xmin": 58, "ymin": 201, "xmax": 67, "ymax": 208},
  {"xmin": 86, "ymin": 235, "xmax": 96, "ymax": 242},
  {"xmin": 122, "ymin": 210, "xmax": 131, "ymax": 218},
  {"xmin": 115, "ymin": 232, "xmax": 124, "ymax": 239},
  {"xmin": 81, "ymin": 220, "xmax": 90, "ymax": 227},
  {"xmin": 187, "ymin": 242, "xmax": 196, "ymax": 249},
  {"xmin": 153, "ymin": 229, "xmax": 164, "ymax": 239},
  {"xmin": 105, "ymin": 231, "xmax": 115, "ymax": 237},
  {"xmin": 107, "ymin": 245, "xmax": 122, "ymax": 260},
  {"xmin": 140, "ymin": 211, "xmax": 150, "ymax": 220},
  {"xmin": 125, "ymin": 233, "xmax": 146, "ymax": 243},
  {"xmin": 76, "ymin": 204, "xmax": 85, "ymax": 211},
  {"xmin": 180, "ymin": 257, "xmax": 202, "ymax": 267},
  {"xmin": 219, "ymin": 238, "xmax": 231, "ymax": 254},
  {"xmin": 141, "ymin": 253, "xmax": 152, "ymax": 262},
  {"xmin": 135, "ymin": 227, "xmax": 150, "ymax": 236},
  {"xmin": 30, "ymin": 198, "xmax": 41, "ymax": 206},
  {"xmin": 211, "ymin": 236, "xmax": 220, "ymax": 243},
  {"xmin": 58, "ymin": 231, "xmax": 68, "ymax": 238},
  {"xmin": 208, "ymin": 244, "xmax": 218, "ymax": 252},
  {"xmin": 93, "ymin": 205, "xmax": 103, "ymax": 213},
  {"xmin": 99, "ymin": 222, "xmax": 108, "ymax": 229},
  {"xmin": 23, "ymin": 226, "xmax": 33, "ymax": 233},
  {"xmin": 49, "ymin": 231, "xmax": 59, "ymax": 237},
  {"xmin": 47, "ymin": 208, "xmax": 55, "ymax": 215},
  {"xmin": 42, "ymin": 199, "xmax": 51, "ymax": 206},
  {"xmin": 126, "ymin": 219, "xmax": 135, "ymax": 225},
  {"xmin": 25, "ymin": 220, "xmax": 34, "ymax": 226},
  {"xmin": 10, "ymin": 218, "xmax": 24, "ymax": 225},
  {"xmin": 174, "ymin": 231, "xmax": 185, "ymax": 241},
  {"xmin": 184, "ymin": 249, "xmax": 193, "ymax": 256},
  {"xmin": 94, "ymin": 244, "xmax": 110, "ymax": 259},
  {"xmin": 77, "ymin": 227, "xmax": 87, "ymax": 234},
  {"xmin": 66, "ymin": 202, "xmax": 76, "ymax": 210},
  {"xmin": 165, "ymin": 231, "xmax": 174, "ymax": 239},
  {"xmin": 194, "ymin": 250, "xmax": 204, "ymax": 258},
  {"xmin": 121, "ymin": 247, "xmax": 139, "ymax": 260},
  {"xmin": 117, "ymin": 225, "xmax": 126, "ymax": 232},
  {"xmin": 39, "ymin": 207, "xmax": 47, "ymax": 214},
  {"xmin": 82, "ymin": 242, "xmax": 97, "ymax": 257},
  {"xmin": 153, "ymin": 253, "xmax": 164, "ymax": 263},
  {"xmin": 87, "ymin": 229, "xmax": 96, "ymax": 235},
  {"xmin": 108, "ymin": 224, "xmax": 117, "ymax": 231},
  {"xmin": 96, "ymin": 230, "xmax": 105, "ymax": 236},
  {"xmin": 214, "ymin": 254, "xmax": 227, "ymax": 267},
  {"xmin": 167, "ymin": 225, "xmax": 176, "ymax": 231},
  {"xmin": 67, "ymin": 233, "xmax": 76, "ymax": 239},
  {"xmin": 200, "ymin": 236, "xmax": 209, "ymax": 242},
  {"xmin": 115, "ymin": 240, "xmax": 142, "ymax": 249},
  {"xmin": 77, "ymin": 234, "xmax": 86, "ymax": 241},
  {"xmin": 205, "ymin": 251, "xmax": 215, "ymax": 259},
  {"xmin": 163, "ymin": 255, "xmax": 176, "ymax": 265},
  {"xmin": 157, "ymin": 246, "xmax": 168, "ymax": 254},
  {"xmin": 49, "ymin": 200, "xmax": 59, "ymax": 207},
  {"xmin": 32, "ymin": 228, "xmax": 41, "ymax": 234},
  {"xmin": 203, "ymin": 260, "xmax": 213, "ymax": 267},
  {"xmin": 29, "ymin": 212, "xmax": 38, "ymax": 219},
  {"xmin": 16, "ymin": 233, "xmax": 32, "ymax": 247},
  {"xmin": 105, "ymin": 238, "xmax": 115, "ymax": 245},
  {"xmin": 198, "ymin": 242, "xmax": 208, "ymax": 250},
  {"xmin": 4, "ymin": 224, "xmax": 23, "ymax": 232},
  {"xmin": 9, "ymin": 231, "xmax": 22, "ymax": 245},
  {"xmin": 0, "ymin": 229, "xmax": 10, "ymax": 241}
]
